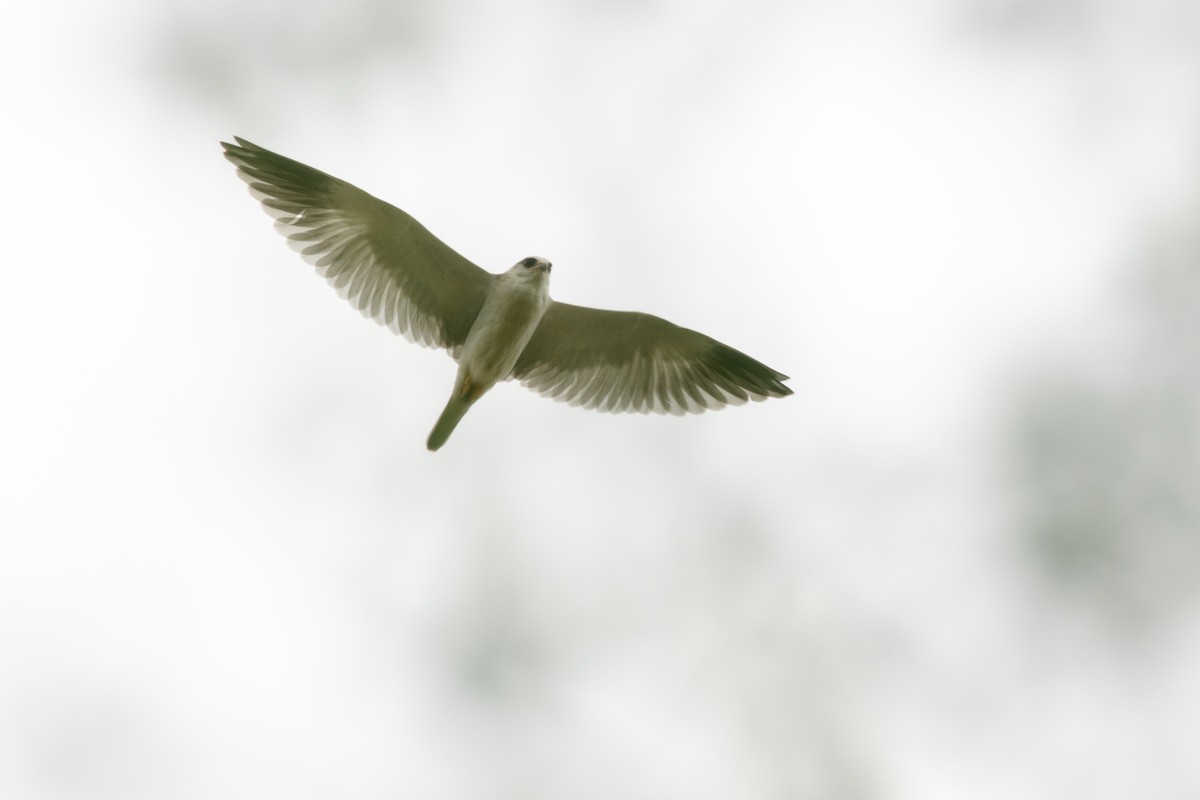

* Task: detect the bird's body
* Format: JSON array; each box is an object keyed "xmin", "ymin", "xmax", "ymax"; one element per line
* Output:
[
  {"xmin": 222, "ymin": 137, "xmax": 792, "ymax": 450},
  {"xmin": 428, "ymin": 257, "xmax": 551, "ymax": 450}
]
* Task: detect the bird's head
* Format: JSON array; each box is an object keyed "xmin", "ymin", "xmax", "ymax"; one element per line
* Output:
[{"xmin": 512, "ymin": 256, "xmax": 552, "ymax": 277}]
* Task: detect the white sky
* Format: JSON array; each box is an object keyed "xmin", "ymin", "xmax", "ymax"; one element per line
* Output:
[{"xmin": 2, "ymin": 1, "xmax": 1199, "ymax": 798}]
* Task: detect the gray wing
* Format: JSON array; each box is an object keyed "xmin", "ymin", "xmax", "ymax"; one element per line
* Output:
[
  {"xmin": 512, "ymin": 302, "xmax": 792, "ymax": 414},
  {"xmin": 222, "ymin": 137, "xmax": 492, "ymax": 357}
]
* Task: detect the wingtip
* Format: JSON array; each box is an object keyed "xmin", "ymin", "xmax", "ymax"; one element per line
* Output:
[
  {"xmin": 219, "ymin": 138, "xmax": 246, "ymax": 163},
  {"xmin": 220, "ymin": 136, "xmax": 260, "ymax": 155}
]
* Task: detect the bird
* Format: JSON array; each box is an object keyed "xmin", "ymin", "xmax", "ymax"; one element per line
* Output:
[{"xmin": 221, "ymin": 137, "xmax": 792, "ymax": 451}]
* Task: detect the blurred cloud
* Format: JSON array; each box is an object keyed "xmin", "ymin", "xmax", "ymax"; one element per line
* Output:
[
  {"xmin": 146, "ymin": 0, "xmax": 437, "ymax": 120},
  {"xmin": 1005, "ymin": 222, "xmax": 1200, "ymax": 633},
  {"xmin": 3, "ymin": 0, "xmax": 1200, "ymax": 798}
]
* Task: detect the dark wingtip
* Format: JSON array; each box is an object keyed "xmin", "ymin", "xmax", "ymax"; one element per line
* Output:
[
  {"xmin": 710, "ymin": 342, "xmax": 793, "ymax": 400},
  {"xmin": 772, "ymin": 370, "xmax": 793, "ymax": 397},
  {"xmin": 220, "ymin": 137, "xmax": 264, "ymax": 160},
  {"xmin": 220, "ymin": 137, "xmax": 250, "ymax": 165}
]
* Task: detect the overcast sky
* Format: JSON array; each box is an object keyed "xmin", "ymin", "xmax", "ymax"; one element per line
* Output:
[{"xmin": 3, "ymin": 1, "xmax": 1199, "ymax": 798}]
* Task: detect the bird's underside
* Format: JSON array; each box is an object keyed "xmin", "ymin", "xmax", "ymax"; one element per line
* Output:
[{"xmin": 221, "ymin": 136, "xmax": 792, "ymax": 449}]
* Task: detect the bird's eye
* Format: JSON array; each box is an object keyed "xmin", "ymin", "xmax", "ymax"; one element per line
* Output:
[{"xmin": 520, "ymin": 257, "xmax": 538, "ymax": 269}]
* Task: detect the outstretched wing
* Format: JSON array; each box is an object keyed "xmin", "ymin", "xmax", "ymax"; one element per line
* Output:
[
  {"xmin": 512, "ymin": 301, "xmax": 792, "ymax": 414},
  {"xmin": 222, "ymin": 137, "xmax": 492, "ymax": 357}
]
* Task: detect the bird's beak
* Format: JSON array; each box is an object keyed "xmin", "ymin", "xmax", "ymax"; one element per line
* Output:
[{"xmin": 541, "ymin": 262, "xmax": 552, "ymax": 273}]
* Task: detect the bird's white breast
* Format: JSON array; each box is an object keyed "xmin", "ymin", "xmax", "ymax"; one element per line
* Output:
[{"xmin": 458, "ymin": 273, "xmax": 550, "ymax": 387}]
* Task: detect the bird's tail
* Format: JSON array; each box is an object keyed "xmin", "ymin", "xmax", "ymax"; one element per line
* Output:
[{"xmin": 426, "ymin": 394, "xmax": 472, "ymax": 451}]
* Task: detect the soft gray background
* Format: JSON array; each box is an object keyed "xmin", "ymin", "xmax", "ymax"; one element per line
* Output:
[{"xmin": 3, "ymin": 0, "xmax": 1199, "ymax": 798}]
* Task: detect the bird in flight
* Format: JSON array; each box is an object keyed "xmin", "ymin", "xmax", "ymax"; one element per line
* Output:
[{"xmin": 222, "ymin": 137, "xmax": 792, "ymax": 450}]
